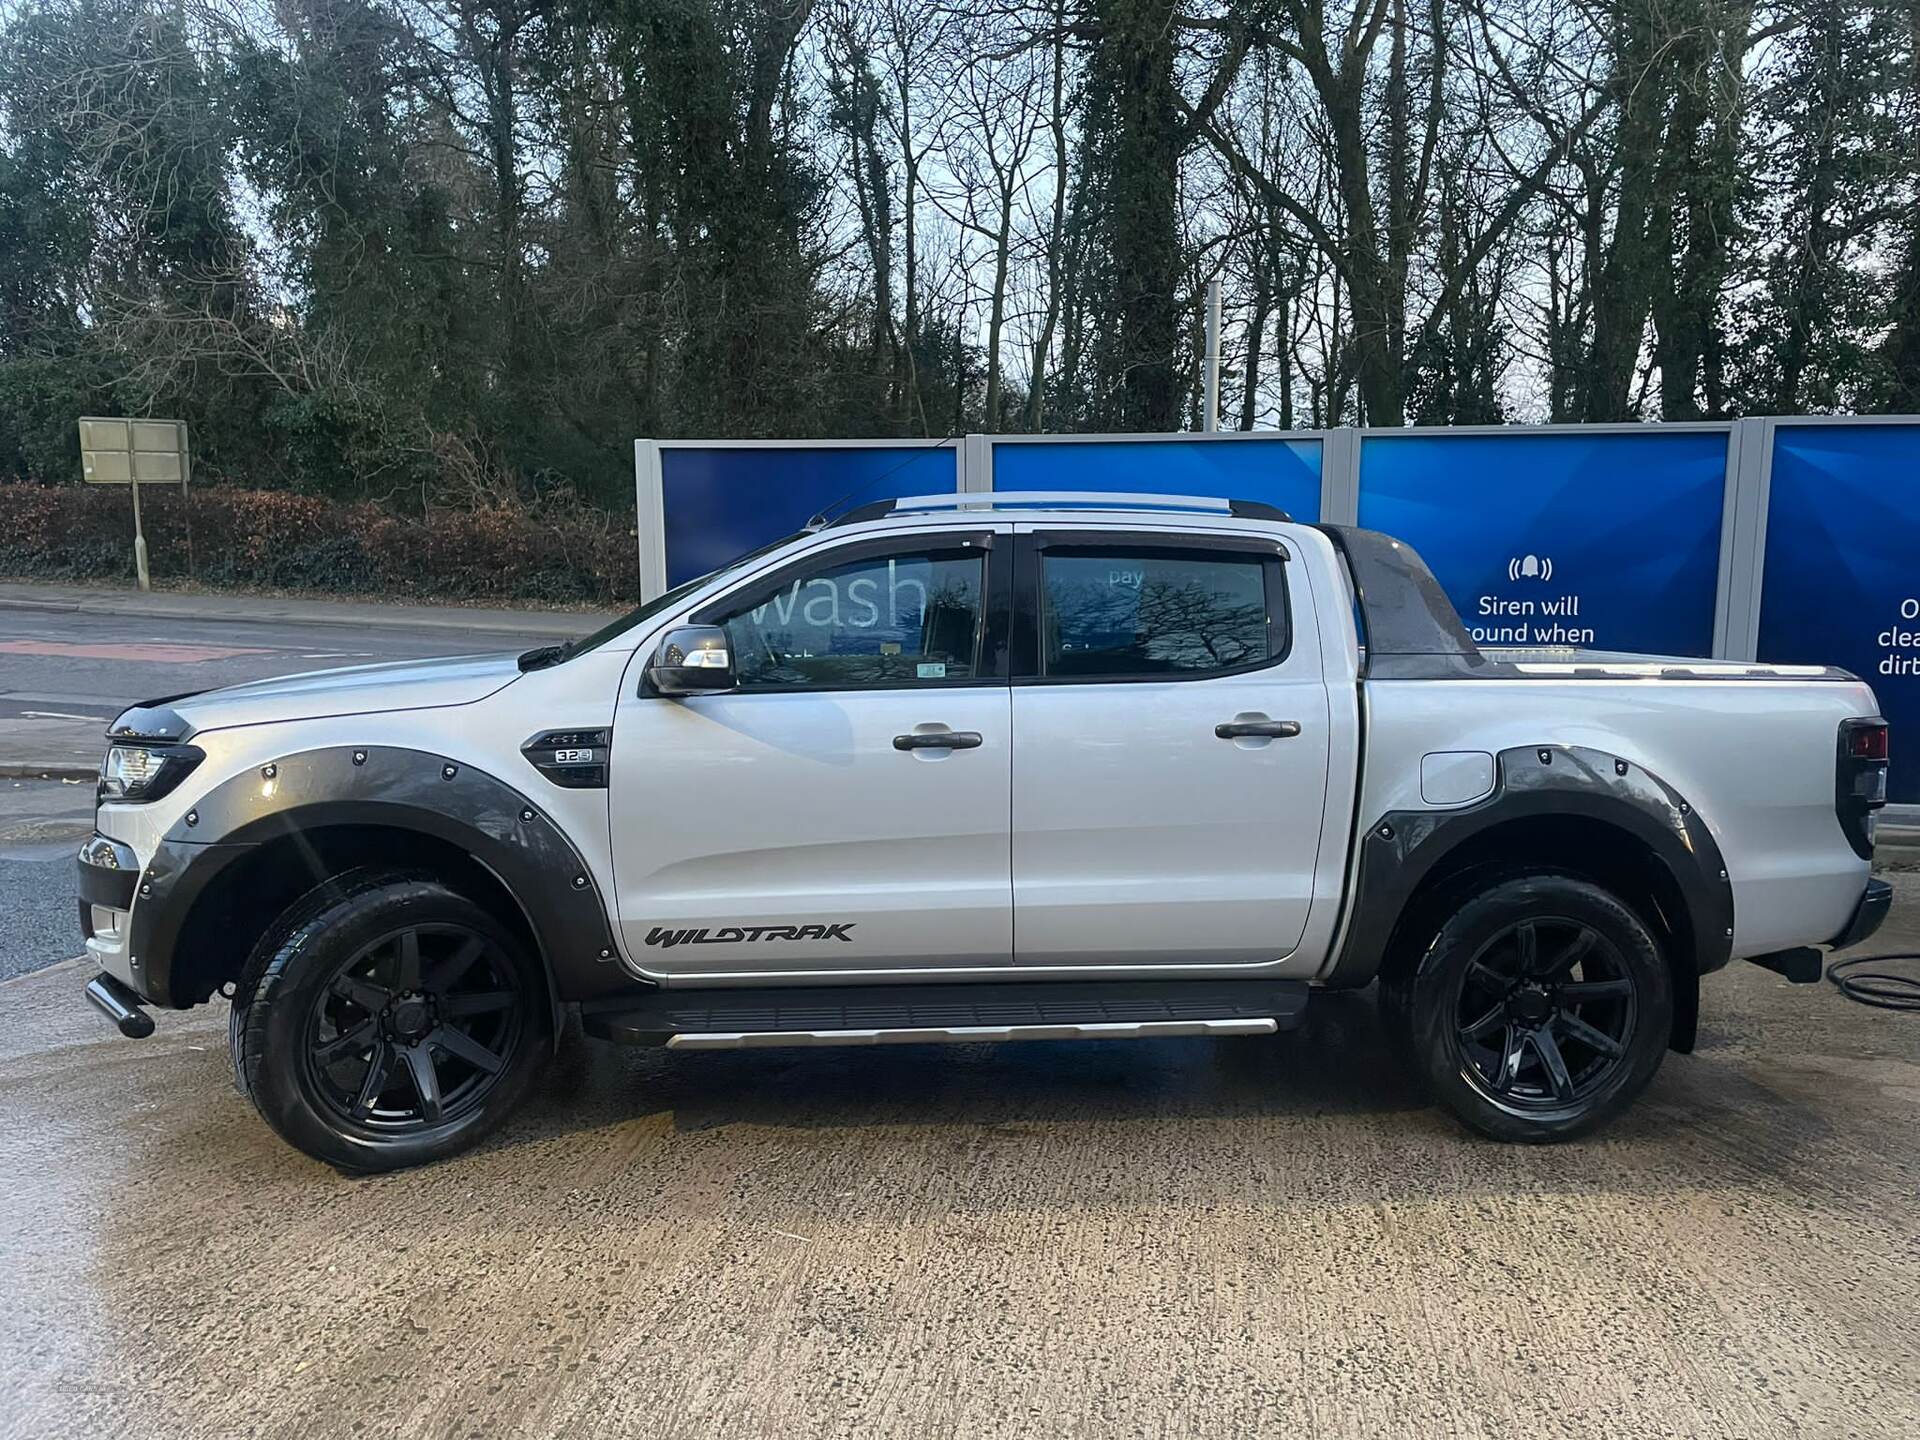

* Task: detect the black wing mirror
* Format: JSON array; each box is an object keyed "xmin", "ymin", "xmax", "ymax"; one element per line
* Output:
[{"xmin": 646, "ymin": 625, "xmax": 736, "ymax": 696}]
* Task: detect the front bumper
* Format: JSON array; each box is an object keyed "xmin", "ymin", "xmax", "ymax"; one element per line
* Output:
[
  {"xmin": 1828, "ymin": 878, "xmax": 1893, "ymax": 951},
  {"xmin": 77, "ymin": 832, "xmax": 144, "ymax": 997},
  {"xmin": 78, "ymin": 827, "xmax": 253, "ymax": 1008}
]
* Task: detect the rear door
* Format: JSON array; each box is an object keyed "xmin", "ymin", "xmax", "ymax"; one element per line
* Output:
[
  {"xmin": 1009, "ymin": 527, "xmax": 1332, "ymax": 967},
  {"xmin": 610, "ymin": 527, "xmax": 1014, "ymax": 977}
]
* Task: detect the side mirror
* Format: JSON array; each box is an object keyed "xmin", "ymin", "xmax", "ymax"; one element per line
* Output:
[{"xmin": 646, "ymin": 625, "xmax": 736, "ymax": 696}]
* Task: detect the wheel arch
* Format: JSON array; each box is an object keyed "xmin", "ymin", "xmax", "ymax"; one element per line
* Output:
[
  {"xmin": 1326, "ymin": 745, "xmax": 1733, "ymax": 1053},
  {"xmin": 173, "ymin": 824, "xmax": 552, "ymax": 1016},
  {"xmin": 128, "ymin": 746, "xmax": 646, "ymax": 1010}
]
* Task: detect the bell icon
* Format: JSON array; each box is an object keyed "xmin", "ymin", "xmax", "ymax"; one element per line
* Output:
[{"xmin": 1520, "ymin": 554, "xmax": 1540, "ymax": 578}]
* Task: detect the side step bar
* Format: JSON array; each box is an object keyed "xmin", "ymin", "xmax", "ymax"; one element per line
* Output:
[
  {"xmin": 580, "ymin": 977, "xmax": 1308, "ymax": 1049},
  {"xmin": 668, "ymin": 1018, "xmax": 1278, "ymax": 1051}
]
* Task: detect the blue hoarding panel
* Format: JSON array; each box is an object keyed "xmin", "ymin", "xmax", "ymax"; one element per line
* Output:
[
  {"xmin": 662, "ymin": 444, "xmax": 958, "ymax": 586},
  {"xmin": 1358, "ymin": 430, "xmax": 1727, "ymax": 656},
  {"xmin": 990, "ymin": 437, "xmax": 1322, "ymax": 520},
  {"xmin": 1758, "ymin": 424, "xmax": 1920, "ymax": 803}
]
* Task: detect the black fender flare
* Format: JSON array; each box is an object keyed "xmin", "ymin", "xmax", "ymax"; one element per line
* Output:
[
  {"xmin": 127, "ymin": 746, "xmax": 647, "ymax": 1009},
  {"xmin": 1325, "ymin": 745, "xmax": 1733, "ymax": 1049}
]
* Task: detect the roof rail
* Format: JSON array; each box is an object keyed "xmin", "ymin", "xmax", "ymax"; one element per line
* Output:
[{"xmin": 827, "ymin": 491, "xmax": 1291, "ymax": 527}]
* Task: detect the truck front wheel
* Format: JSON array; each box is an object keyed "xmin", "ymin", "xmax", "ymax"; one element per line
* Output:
[
  {"xmin": 1387, "ymin": 872, "xmax": 1673, "ymax": 1143},
  {"xmin": 229, "ymin": 871, "xmax": 550, "ymax": 1172}
]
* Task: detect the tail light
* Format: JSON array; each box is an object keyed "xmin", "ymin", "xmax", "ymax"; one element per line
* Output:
[{"xmin": 1836, "ymin": 718, "xmax": 1889, "ymax": 859}]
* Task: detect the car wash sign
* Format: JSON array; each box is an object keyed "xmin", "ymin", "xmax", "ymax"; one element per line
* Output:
[{"xmin": 1357, "ymin": 429, "xmax": 1728, "ymax": 656}]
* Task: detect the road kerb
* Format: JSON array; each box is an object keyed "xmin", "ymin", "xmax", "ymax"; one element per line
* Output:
[{"xmin": 0, "ymin": 763, "xmax": 97, "ymax": 782}]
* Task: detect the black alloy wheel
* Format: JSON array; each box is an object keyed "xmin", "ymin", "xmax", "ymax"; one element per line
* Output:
[
  {"xmin": 303, "ymin": 923, "xmax": 524, "ymax": 1131},
  {"xmin": 1391, "ymin": 872, "xmax": 1673, "ymax": 1143},
  {"xmin": 231, "ymin": 871, "xmax": 550, "ymax": 1172},
  {"xmin": 1451, "ymin": 916, "xmax": 1636, "ymax": 1112}
]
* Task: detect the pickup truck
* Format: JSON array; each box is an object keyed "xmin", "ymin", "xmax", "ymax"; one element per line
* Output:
[{"xmin": 77, "ymin": 492, "xmax": 1894, "ymax": 1171}]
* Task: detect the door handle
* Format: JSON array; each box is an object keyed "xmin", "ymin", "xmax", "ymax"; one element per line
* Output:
[
  {"xmin": 893, "ymin": 730, "xmax": 984, "ymax": 751},
  {"xmin": 1215, "ymin": 720, "xmax": 1302, "ymax": 740}
]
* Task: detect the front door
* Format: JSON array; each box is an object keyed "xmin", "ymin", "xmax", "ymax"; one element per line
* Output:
[
  {"xmin": 1010, "ymin": 529, "xmax": 1332, "ymax": 967},
  {"xmin": 610, "ymin": 529, "xmax": 1012, "ymax": 978}
]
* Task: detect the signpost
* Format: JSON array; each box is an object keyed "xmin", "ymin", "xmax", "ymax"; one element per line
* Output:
[{"xmin": 78, "ymin": 417, "xmax": 190, "ymax": 592}]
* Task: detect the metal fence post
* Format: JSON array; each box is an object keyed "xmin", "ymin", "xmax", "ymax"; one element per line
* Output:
[
  {"xmin": 633, "ymin": 438, "xmax": 667, "ymax": 602},
  {"xmin": 961, "ymin": 433, "xmax": 993, "ymax": 493},
  {"xmin": 1319, "ymin": 426, "xmax": 1361, "ymax": 526},
  {"xmin": 1713, "ymin": 418, "xmax": 1774, "ymax": 661}
]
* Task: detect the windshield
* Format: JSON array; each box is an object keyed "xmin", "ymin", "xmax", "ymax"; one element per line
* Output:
[{"xmin": 522, "ymin": 531, "xmax": 806, "ymax": 669}]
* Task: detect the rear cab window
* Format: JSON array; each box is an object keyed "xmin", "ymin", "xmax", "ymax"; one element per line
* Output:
[{"xmin": 1028, "ymin": 537, "xmax": 1290, "ymax": 681}]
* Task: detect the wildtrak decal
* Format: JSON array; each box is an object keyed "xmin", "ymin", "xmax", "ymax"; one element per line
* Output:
[{"xmin": 644, "ymin": 923, "xmax": 856, "ymax": 948}]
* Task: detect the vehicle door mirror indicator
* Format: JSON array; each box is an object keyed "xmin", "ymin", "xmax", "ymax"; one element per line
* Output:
[{"xmin": 647, "ymin": 625, "xmax": 737, "ymax": 696}]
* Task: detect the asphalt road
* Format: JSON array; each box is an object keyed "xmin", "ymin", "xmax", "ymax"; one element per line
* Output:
[
  {"xmin": 0, "ymin": 603, "xmax": 559, "ymax": 980},
  {"xmin": 0, "ymin": 778, "xmax": 96, "ymax": 981},
  {"xmin": 0, "ymin": 603, "xmax": 537, "ymax": 734}
]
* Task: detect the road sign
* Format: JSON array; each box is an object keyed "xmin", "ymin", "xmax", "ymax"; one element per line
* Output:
[
  {"xmin": 79, "ymin": 417, "xmax": 190, "ymax": 485},
  {"xmin": 77, "ymin": 417, "xmax": 190, "ymax": 591}
]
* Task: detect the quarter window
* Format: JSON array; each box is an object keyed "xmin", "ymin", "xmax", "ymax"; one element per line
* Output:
[
  {"xmin": 710, "ymin": 545, "xmax": 986, "ymax": 689},
  {"xmin": 1040, "ymin": 547, "xmax": 1282, "ymax": 678}
]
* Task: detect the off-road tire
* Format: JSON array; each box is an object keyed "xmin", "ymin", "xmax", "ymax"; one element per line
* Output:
[
  {"xmin": 1385, "ymin": 871, "xmax": 1673, "ymax": 1143},
  {"xmin": 229, "ymin": 870, "xmax": 549, "ymax": 1172}
]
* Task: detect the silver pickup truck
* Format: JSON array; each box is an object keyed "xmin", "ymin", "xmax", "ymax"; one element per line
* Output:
[{"xmin": 77, "ymin": 493, "xmax": 1893, "ymax": 1171}]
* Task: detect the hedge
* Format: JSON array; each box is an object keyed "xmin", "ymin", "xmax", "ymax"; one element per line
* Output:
[{"xmin": 0, "ymin": 483, "xmax": 641, "ymax": 606}]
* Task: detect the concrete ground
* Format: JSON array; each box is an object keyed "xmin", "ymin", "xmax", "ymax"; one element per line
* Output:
[{"xmin": 3, "ymin": 876, "xmax": 1917, "ymax": 1439}]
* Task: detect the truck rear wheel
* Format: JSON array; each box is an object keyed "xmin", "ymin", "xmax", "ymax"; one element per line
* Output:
[
  {"xmin": 229, "ymin": 871, "xmax": 549, "ymax": 1172},
  {"xmin": 1388, "ymin": 872, "xmax": 1672, "ymax": 1143}
]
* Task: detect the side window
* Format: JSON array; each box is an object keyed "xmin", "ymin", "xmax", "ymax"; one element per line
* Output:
[
  {"xmin": 709, "ymin": 545, "xmax": 987, "ymax": 689},
  {"xmin": 1040, "ymin": 546, "xmax": 1283, "ymax": 678}
]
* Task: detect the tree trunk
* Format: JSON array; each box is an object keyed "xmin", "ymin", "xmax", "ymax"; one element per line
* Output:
[
  {"xmin": 1277, "ymin": 284, "xmax": 1294, "ymax": 429},
  {"xmin": 476, "ymin": 10, "xmax": 524, "ymax": 380},
  {"xmin": 1383, "ymin": 0, "xmax": 1414, "ymax": 416},
  {"xmin": 1881, "ymin": 0, "xmax": 1920, "ymax": 407},
  {"xmin": 1089, "ymin": 0, "xmax": 1182, "ymax": 430},
  {"xmin": 1775, "ymin": 7, "xmax": 1846, "ymax": 413},
  {"xmin": 1026, "ymin": 6, "xmax": 1071, "ymax": 433},
  {"xmin": 1240, "ymin": 251, "xmax": 1271, "ymax": 430},
  {"xmin": 892, "ymin": 41, "xmax": 925, "ymax": 432},
  {"xmin": 983, "ymin": 191, "xmax": 1013, "ymax": 431},
  {"xmin": 1650, "ymin": 6, "xmax": 1750, "ymax": 420},
  {"xmin": 1581, "ymin": 6, "xmax": 1667, "ymax": 421},
  {"xmin": 1313, "ymin": 40, "xmax": 1401, "ymax": 426}
]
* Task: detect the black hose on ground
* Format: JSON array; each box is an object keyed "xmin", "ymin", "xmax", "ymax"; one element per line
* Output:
[{"xmin": 1827, "ymin": 953, "xmax": 1920, "ymax": 1011}]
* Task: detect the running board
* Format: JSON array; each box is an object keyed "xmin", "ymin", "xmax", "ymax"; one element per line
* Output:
[
  {"xmin": 579, "ymin": 977, "xmax": 1308, "ymax": 1048},
  {"xmin": 667, "ymin": 1018, "xmax": 1278, "ymax": 1051}
]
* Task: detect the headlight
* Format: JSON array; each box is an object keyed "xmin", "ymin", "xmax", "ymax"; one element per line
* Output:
[{"xmin": 98, "ymin": 744, "xmax": 204, "ymax": 805}]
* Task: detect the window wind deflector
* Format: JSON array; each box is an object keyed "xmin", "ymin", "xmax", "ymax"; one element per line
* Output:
[{"xmin": 517, "ymin": 643, "xmax": 570, "ymax": 672}]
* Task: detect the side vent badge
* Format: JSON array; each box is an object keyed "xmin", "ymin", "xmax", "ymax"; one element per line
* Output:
[{"xmin": 521, "ymin": 730, "xmax": 611, "ymax": 790}]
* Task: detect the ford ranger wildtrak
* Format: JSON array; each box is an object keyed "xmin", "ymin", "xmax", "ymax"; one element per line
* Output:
[{"xmin": 77, "ymin": 493, "xmax": 1893, "ymax": 1170}]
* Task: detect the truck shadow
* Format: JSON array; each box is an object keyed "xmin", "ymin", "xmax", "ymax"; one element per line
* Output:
[
  {"xmin": 482, "ymin": 983, "xmax": 1848, "ymax": 1211},
  {"xmin": 87, "ymin": 979, "xmax": 1862, "ymax": 1222},
  {"xmin": 532, "ymin": 986, "xmax": 1432, "ymax": 1134}
]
